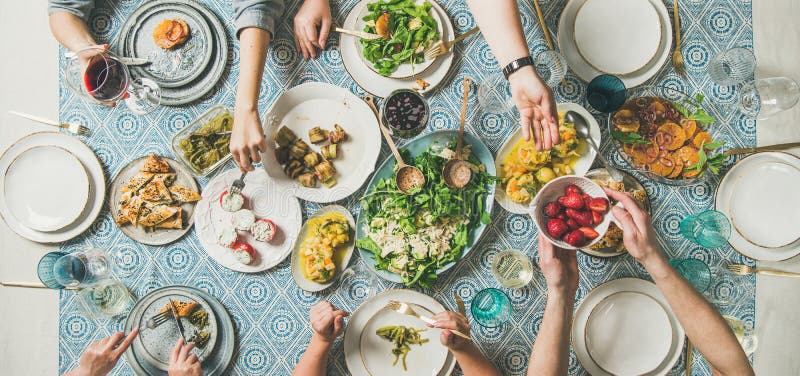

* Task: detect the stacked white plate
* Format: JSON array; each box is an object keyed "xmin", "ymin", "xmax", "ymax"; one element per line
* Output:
[
  {"xmin": 0, "ymin": 132, "xmax": 105, "ymax": 243},
  {"xmin": 715, "ymin": 152, "xmax": 800, "ymax": 261}
]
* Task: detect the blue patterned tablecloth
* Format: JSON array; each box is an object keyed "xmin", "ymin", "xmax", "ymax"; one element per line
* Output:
[{"xmin": 57, "ymin": 0, "xmax": 756, "ymax": 375}]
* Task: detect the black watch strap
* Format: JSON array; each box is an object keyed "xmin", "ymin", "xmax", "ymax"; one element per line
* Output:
[{"xmin": 502, "ymin": 56, "xmax": 534, "ymax": 80}]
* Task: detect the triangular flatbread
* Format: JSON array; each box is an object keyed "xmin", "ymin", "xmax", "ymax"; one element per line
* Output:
[
  {"xmin": 169, "ymin": 185, "xmax": 201, "ymax": 203},
  {"xmin": 139, "ymin": 205, "xmax": 179, "ymax": 227},
  {"xmin": 140, "ymin": 155, "xmax": 171, "ymax": 173},
  {"xmin": 121, "ymin": 195, "xmax": 144, "ymax": 227},
  {"xmin": 139, "ymin": 180, "xmax": 173, "ymax": 203},
  {"xmin": 152, "ymin": 173, "xmax": 177, "ymax": 185},
  {"xmin": 120, "ymin": 172, "xmax": 154, "ymax": 194},
  {"xmin": 156, "ymin": 209, "xmax": 183, "ymax": 229}
]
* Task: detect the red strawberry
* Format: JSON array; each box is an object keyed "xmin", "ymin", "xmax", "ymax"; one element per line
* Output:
[
  {"xmin": 565, "ymin": 184, "xmax": 583, "ymax": 196},
  {"xmin": 566, "ymin": 208, "xmax": 594, "ymax": 226},
  {"xmin": 557, "ymin": 213, "xmax": 567, "ymax": 220},
  {"xmin": 592, "ymin": 211, "xmax": 604, "ymax": 225},
  {"xmin": 559, "ymin": 193, "xmax": 585, "ymax": 209},
  {"xmin": 588, "ymin": 197, "xmax": 609, "ymax": 213},
  {"xmin": 546, "ymin": 219, "xmax": 570, "ymax": 239},
  {"xmin": 566, "ymin": 218, "xmax": 580, "ymax": 230},
  {"xmin": 562, "ymin": 229, "xmax": 587, "ymax": 247},
  {"xmin": 544, "ymin": 202, "xmax": 562, "ymax": 218},
  {"xmin": 578, "ymin": 226, "xmax": 600, "ymax": 240}
]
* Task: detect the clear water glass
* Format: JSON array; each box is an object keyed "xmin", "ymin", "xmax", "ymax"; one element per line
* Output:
[
  {"xmin": 335, "ymin": 263, "xmax": 379, "ymax": 311},
  {"xmin": 669, "ymin": 258, "xmax": 712, "ymax": 292},
  {"xmin": 37, "ymin": 252, "xmax": 70, "ymax": 289},
  {"xmin": 470, "ymin": 288, "xmax": 512, "ymax": 328},
  {"xmin": 53, "ymin": 248, "xmax": 111, "ymax": 288},
  {"xmin": 679, "ymin": 210, "xmax": 731, "ymax": 248},
  {"xmin": 708, "ymin": 47, "xmax": 756, "ymax": 86},
  {"xmin": 586, "ymin": 74, "xmax": 627, "ymax": 113},
  {"xmin": 477, "ymin": 73, "xmax": 514, "ymax": 114},
  {"xmin": 737, "ymin": 76, "xmax": 800, "ymax": 120},
  {"xmin": 723, "ymin": 315, "xmax": 758, "ymax": 355},
  {"xmin": 77, "ymin": 279, "xmax": 135, "ymax": 318},
  {"xmin": 492, "ymin": 249, "xmax": 535, "ymax": 289},
  {"xmin": 534, "ymin": 50, "xmax": 568, "ymax": 88}
]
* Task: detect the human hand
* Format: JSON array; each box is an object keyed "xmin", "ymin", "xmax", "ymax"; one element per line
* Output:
[
  {"xmin": 293, "ymin": 0, "xmax": 332, "ymax": 59},
  {"xmin": 230, "ymin": 108, "xmax": 265, "ymax": 172},
  {"xmin": 507, "ymin": 66, "xmax": 559, "ymax": 150},
  {"xmin": 71, "ymin": 328, "xmax": 139, "ymax": 376},
  {"xmin": 168, "ymin": 338, "xmax": 202, "ymax": 376},
  {"xmin": 430, "ymin": 311, "xmax": 472, "ymax": 351},
  {"xmin": 538, "ymin": 236, "xmax": 578, "ymax": 297},
  {"xmin": 77, "ymin": 44, "xmax": 117, "ymax": 107},
  {"xmin": 603, "ymin": 188, "xmax": 664, "ymax": 265},
  {"xmin": 309, "ymin": 301, "xmax": 349, "ymax": 343}
]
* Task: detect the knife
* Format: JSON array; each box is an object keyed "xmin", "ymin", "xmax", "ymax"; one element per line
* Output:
[
  {"xmin": 168, "ymin": 298, "xmax": 188, "ymax": 342},
  {"xmin": 119, "ymin": 57, "xmax": 150, "ymax": 66},
  {"xmin": 724, "ymin": 142, "xmax": 800, "ymax": 156}
]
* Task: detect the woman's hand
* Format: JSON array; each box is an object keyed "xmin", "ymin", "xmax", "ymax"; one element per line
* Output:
[
  {"xmin": 508, "ymin": 66, "xmax": 559, "ymax": 150},
  {"xmin": 538, "ymin": 236, "xmax": 578, "ymax": 298},
  {"xmin": 167, "ymin": 339, "xmax": 202, "ymax": 376},
  {"xmin": 294, "ymin": 0, "xmax": 333, "ymax": 59},
  {"xmin": 230, "ymin": 108, "xmax": 265, "ymax": 172},
  {"xmin": 430, "ymin": 311, "xmax": 472, "ymax": 351},
  {"xmin": 69, "ymin": 329, "xmax": 139, "ymax": 376},
  {"xmin": 603, "ymin": 188, "xmax": 664, "ymax": 266},
  {"xmin": 309, "ymin": 301, "xmax": 349, "ymax": 343}
]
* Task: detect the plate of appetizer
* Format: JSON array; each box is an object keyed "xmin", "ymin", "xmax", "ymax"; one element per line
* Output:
[
  {"xmin": 355, "ymin": 130, "xmax": 496, "ymax": 288},
  {"xmin": 111, "ymin": 154, "xmax": 201, "ymax": 246},
  {"xmin": 194, "ymin": 168, "xmax": 302, "ymax": 273},
  {"xmin": 344, "ymin": 289, "xmax": 456, "ymax": 376},
  {"xmin": 171, "ymin": 105, "xmax": 233, "ymax": 176},
  {"xmin": 355, "ymin": 0, "xmax": 444, "ymax": 78},
  {"xmin": 609, "ymin": 88, "xmax": 723, "ymax": 185},
  {"xmin": 291, "ymin": 205, "xmax": 355, "ymax": 292},
  {"xmin": 341, "ymin": 0, "xmax": 455, "ymax": 97},
  {"xmin": 0, "ymin": 132, "xmax": 105, "ymax": 243},
  {"xmin": 495, "ymin": 103, "xmax": 600, "ymax": 215},
  {"xmin": 261, "ymin": 82, "xmax": 381, "ymax": 203}
]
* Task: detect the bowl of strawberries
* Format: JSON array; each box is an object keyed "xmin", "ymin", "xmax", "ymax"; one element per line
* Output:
[{"xmin": 530, "ymin": 176, "xmax": 615, "ymax": 250}]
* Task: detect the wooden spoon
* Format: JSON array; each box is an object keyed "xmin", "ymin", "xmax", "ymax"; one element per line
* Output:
[{"xmin": 443, "ymin": 77, "xmax": 473, "ymax": 189}]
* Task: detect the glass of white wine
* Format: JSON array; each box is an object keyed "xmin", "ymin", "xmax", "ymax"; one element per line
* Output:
[
  {"xmin": 77, "ymin": 279, "xmax": 136, "ymax": 318},
  {"xmin": 492, "ymin": 249, "xmax": 536, "ymax": 289},
  {"xmin": 723, "ymin": 315, "xmax": 758, "ymax": 356}
]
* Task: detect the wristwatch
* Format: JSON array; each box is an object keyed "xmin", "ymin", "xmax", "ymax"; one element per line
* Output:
[{"xmin": 502, "ymin": 56, "xmax": 534, "ymax": 80}]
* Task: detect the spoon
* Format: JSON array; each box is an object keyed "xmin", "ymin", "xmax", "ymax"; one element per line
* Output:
[
  {"xmin": 565, "ymin": 110, "xmax": 624, "ymax": 182},
  {"xmin": 364, "ymin": 96, "xmax": 425, "ymax": 194},
  {"xmin": 443, "ymin": 77, "xmax": 473, "ymax": 189}
]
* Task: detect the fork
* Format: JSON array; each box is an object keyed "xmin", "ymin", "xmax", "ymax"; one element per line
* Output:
[
  {"xmin": 423, "ymin": 27, "xmax": 480, "ymax": 60},
  {"xmin": 334, "ymin": 27, "xmax": 383, "ymax": 40},
  {"xmin": 727, "ymin": 264, "xmax": 800, "ymax": 277},
  {"xmin": 230, "ymin": 172, "xmax": 247, "ymax": 196},
  {"xmin": 671, "ymin": 0, "xmax": 686, "ymax": 76},
  {"xmin": 139, "ymin": 311, "xmax": 172, "ymax": 331},
  {"xmin": 387, "ymin": 300, "xmax": 472, "ymax": 340},
  {"xmin": 9, "ymin": 111, "xmax": 90, "ymax": 136}
]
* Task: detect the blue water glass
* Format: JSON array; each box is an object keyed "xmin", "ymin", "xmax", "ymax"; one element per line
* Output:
[
  {"xmin": 679, "ymin": 210, "xmax": 731, "ymax": 248},
  {"xmin": 37, "ymin": 251, "xmax": 69, "ymax": 289},
  {"xmin": 669, "ymin": 258, "xmax": 712, "ymax": 292},
  {"xmin": 586, "ymin": 74, "xmax": 627, "ymax": 113},
  {"xmin": 470, "ymin": 288, "xmax": 512, "ymax": 328}
]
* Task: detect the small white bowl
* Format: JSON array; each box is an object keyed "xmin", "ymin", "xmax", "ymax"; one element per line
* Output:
[{"xmin": 529, "ymin": 176, "xmax": 617, "ymax": 250}]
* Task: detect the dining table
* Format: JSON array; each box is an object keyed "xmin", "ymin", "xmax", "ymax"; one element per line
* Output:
[{"xmin": 1, "ymin": 0, "xmax": 799, "ymax": 375}]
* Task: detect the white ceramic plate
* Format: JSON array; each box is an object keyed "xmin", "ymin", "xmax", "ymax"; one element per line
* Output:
[
  {"xmin": 558, "ymin": 0, "xmax": 672, "ymax": 87},
  {"xmin": 4, "ymin": 145, "xmax": 89, "ymax": 232},
  {"xmin": 341, "ymin": 0, "xmax": 455, "ymax": 97},
  {"xmin": 494, "ymin": 103, "xmax": 600, "ymax": 215},
  {"xmin": 574, "ymin": 0, "xmax": 662, "ymax": 75},
  {"xmin": 715, "ymin": 152, "xmax": 800, "ymax": 261},
  {"xmin": 195, "ymin": 168, "xmax": 302, "ymax": 273},
  {"xmin": 261, "ymin": 82, "xmax": 382, "ymax": 203},
  {"xmin": 0, "ymin": 132, "xmax": 105, "ymax": 243},
  {"xmin": 585, "ymin": 291, "xmax": 672, "ymax": 375},
  {"xmin": 344, "ymin": 289, "xmax": 456, "ymax": 376},
  {"xmin": 110, "ymin": 156, "xmax": 198, "ymax": 246},
  {"xmin": 354, "ymin": 0, "xmax": 444, "ymax": 79},
  {"xmin": 572, "ymin": 278, "xmax": 685, "ymax": 376},
  {"xmin": 291, "ymin": 205, "xmax": 356, "ymax": 292}
]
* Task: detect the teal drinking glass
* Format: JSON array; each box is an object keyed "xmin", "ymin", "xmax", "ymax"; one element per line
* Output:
[
  {"xmin": 679, "ymin": 210, "xmax": 731, "ymax": 248},
  {"xmin": 37, "ymin": 251, "xmax": 69, "ymax": 289},
  {"xmin": 470, "ymin": 288, "xmax": 512, "ymax": 328},
  {"xmin": 586, "ymin": 74, "xmax": 627, "ymax": 113},
  {"xmin": 669, "ymin": 258, "xmax": 712, "ymax": 292}
]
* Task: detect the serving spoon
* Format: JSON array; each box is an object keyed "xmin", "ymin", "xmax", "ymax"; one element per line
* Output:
[
  {"xmin": 364, "ymin": 96, "xmax": 425, "ymax": 194},
  {"xmin": 565, "ymin": 110, "xmax": 624, "ymax": 182},
  {"xmin": 443, "ymin": 77, "xmax": 473, "ymax": 189}
]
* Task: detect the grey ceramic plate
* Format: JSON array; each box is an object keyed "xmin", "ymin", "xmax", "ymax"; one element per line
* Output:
[
  {"xmin": 133, "ymin": 290, "xmax": 218, "ymax": 370},
  {"xmin": 124, "ymin": 286, "xmax": 235, "ymax": 376},
  {"xmin": 117, "ymin": 1, "xmax": 213, "ymax": 88},
  {"xmin": 109, "ymin": 156, "xmax": 199, "ymax": 246}
]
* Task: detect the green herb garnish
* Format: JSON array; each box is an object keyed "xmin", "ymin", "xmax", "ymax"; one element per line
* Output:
[
  {"xmin": 685, "ymin": 140, "xmax": 726, "ymax": 177},
  {"xmin": 611, "ymin": 130, "xmax": 652, "ymax": 145}
]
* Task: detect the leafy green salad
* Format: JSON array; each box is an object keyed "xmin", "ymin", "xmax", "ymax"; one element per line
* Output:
[
  {"xmin": 360, "ymin": 0, "xmax": 440, "ymax": 76},
  {"xmin": 355, "ymin": 142, "xmax": 495, "ymax": 288}
]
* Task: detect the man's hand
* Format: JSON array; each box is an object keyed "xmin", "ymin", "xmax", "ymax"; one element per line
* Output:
[
  {"xmin": 230, "ymin": 108, "xmax": 265, "ymax": 172},
  {"xmin": 310, "ymin": 301, "xmax": 349, "ymax": 343},
  {"xmin": 294, "ymin": 0, "xmax": 332, "ymax": 59},
  {"xmin": 69, "ymin": 328, "xmax": 139, "ymax": 376},
  {"xmin": 603, "ymin": 188, "xmax": 664, "ymax": 266},
  {"xmin": 508, "ymin": 66, "xmax": 559, "ymax": 150},
  {"xmin": 167, "ymin": 338, "xmax": 202, "ymax": 376},
  {"xmin": 430, "ymin": 311, "xmax": 473, "ymax": 351},
  {"xmin": 538, "ymin": 236, "xmax": 578, "ymax": 298}
]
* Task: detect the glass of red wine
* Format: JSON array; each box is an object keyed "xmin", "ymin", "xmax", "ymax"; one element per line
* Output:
[{"xmin": 65, "ymin": 46, "xmax": 160, "ymax": 115}]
